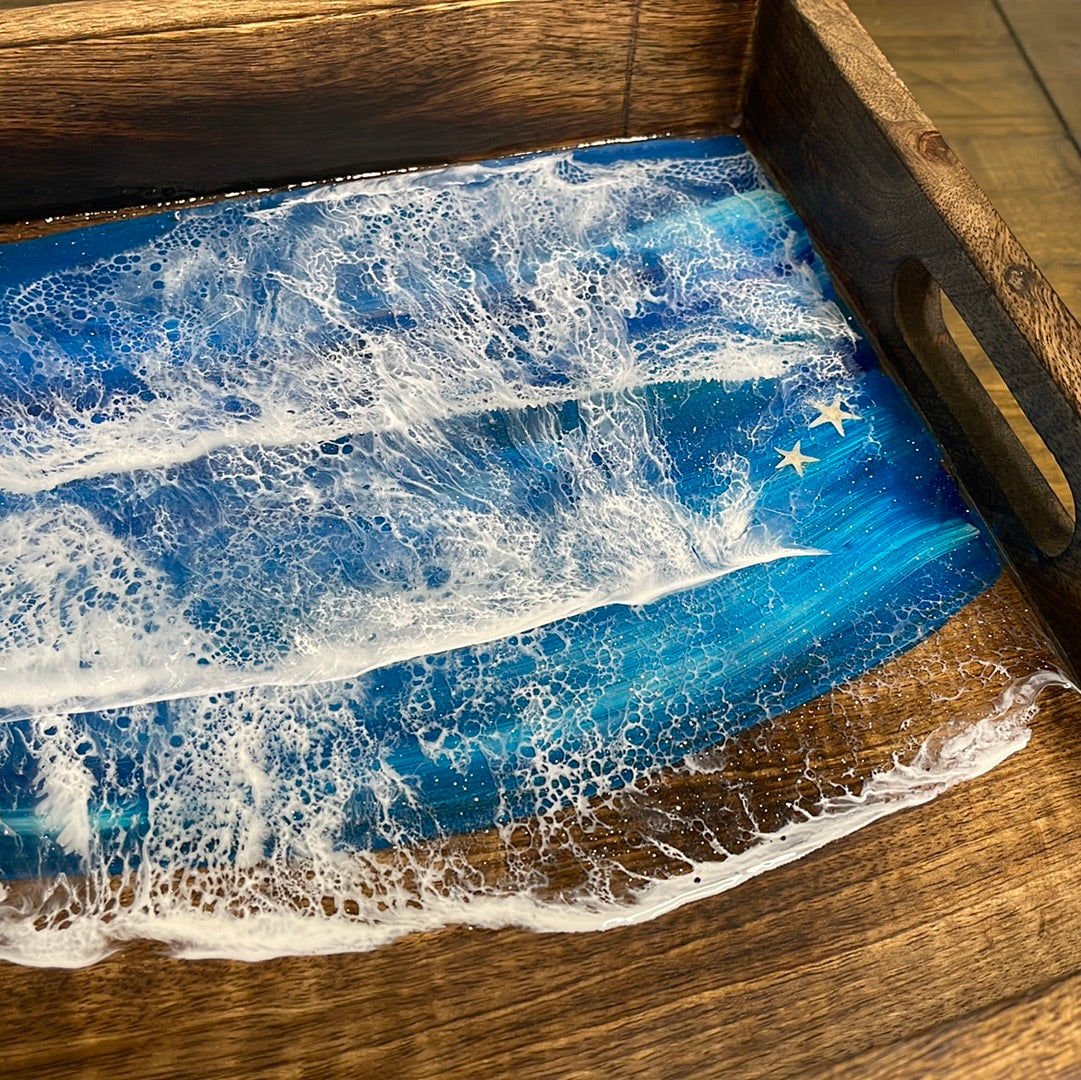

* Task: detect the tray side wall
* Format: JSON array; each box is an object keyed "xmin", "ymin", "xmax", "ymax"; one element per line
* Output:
[
  {"xmin": 741, "ymin": 0, "xmax": 1081, "ymax": 678},
  {"xmin": 0, "ymin": 0, "xmax": 757, "ymax": 223}
]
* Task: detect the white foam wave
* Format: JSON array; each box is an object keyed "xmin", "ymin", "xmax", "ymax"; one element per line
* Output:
[
  {"xmin": 0, "ymin": 504, "xmax": 215, "ymax": 715},
  {"xmin": 0, "ymin": 145, "xmax": 856, "ymax": 720},
  {"xmin": 0, "ymin": 402, "xmax": 824, "ymax": 721},
  {"xmin": 0, "ymin": 670, "xmax": 1062, "ymax": 967},
  {"xmin": 0, "ymin": 155, "xmax": 851, "ymax": 495}
]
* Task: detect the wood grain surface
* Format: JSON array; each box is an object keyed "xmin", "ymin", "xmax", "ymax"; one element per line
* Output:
[
  {"xmin": 0, "ymin": 0, "xmax": 756, "ymax": 221},
  {"xmin": 998, "ymin": 0, "xmax": 1081, "ymax": 150},
  {"xmin": 624, "ymin": 0, "xmax": 756, "ymax": 135},
  {"xmin": 1, "ymin": 0, "xmax": 1081, "ymax": 1077}
]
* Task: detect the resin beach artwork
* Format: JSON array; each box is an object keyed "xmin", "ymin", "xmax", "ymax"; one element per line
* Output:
[{"xmin": 0, "ymin": 137, "xmax": 1050, "ymax": 967}]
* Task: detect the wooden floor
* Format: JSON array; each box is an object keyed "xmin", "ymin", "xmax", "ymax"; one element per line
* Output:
[
  {"xmin": 2, "ymin": 1, "xmax": 1081, "ymax": 1077},
  {"xmin": 850, "ymin": 0, "xmax": 1081, "ymax": 331}
]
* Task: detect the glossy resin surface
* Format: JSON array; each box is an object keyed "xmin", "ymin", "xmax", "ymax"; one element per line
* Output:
[{"xmin": 0, "ymin": 139, "xmax": 1013, "ymax": 965}]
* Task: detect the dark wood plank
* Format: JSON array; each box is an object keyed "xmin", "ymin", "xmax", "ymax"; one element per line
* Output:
[
  {"xmin": 0, "ymin": 0, "xmax": 632, "ymax": 221},
  {"xmin": 0, "ymin": 0, "xmax": 757, "ymax": 223},
  {"xmin": 999, "ymin": 0, "xmax": 1081, "ymax": 150},
  {"xmin": 838, "ymin": 969, "xmax": 1081, "ymax": 1079},
  {"xmin": 624, "ymin": 0, "xmax": 756, "ymax": 135}
]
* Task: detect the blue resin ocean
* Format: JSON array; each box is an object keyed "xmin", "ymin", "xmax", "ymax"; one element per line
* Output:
[{"xmin": 0, "ymin": 137, "xmax": 1042, "ymax": 965}]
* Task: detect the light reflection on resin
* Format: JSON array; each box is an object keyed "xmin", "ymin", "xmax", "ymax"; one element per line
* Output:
[{"xmin": 0, "ymin": 138, "xmax": 1035, "ymax": 967}]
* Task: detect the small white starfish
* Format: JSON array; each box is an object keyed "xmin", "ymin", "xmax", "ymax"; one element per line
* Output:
[
  {"xmin": 775, "ymin": 441, "xmax": 819, "ymax": 477},
  {"xmin": 809, "ymin": 395, "xmax": 860, "ymax": 436}
]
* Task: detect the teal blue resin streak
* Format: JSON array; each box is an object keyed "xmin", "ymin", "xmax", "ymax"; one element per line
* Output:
[{"xmin": 0, "ymin": 138, "xmax": 998, "ymax": 880}]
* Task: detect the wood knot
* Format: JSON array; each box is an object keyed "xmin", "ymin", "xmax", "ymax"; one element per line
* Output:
[
  {"xmin": 917, "ymin": 129, "xmax": 954, "ymax": 164},
  {"xmin": 1004, "ymin": 263, "xmax": 1035, "ymax": 296}
]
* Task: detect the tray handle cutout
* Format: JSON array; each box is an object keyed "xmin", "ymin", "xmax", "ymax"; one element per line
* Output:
[
  {"xmin": 894, "ymin": 258, "xmax": 1077, "ymax": 560},
  {"xmin": 887, "ymin": 237, "xmax": 1081, "ymax": 678}
]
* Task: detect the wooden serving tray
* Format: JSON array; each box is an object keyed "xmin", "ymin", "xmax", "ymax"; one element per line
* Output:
[
  {"xmin": 1, "ymin": 0, "xmax": 1080, "ymax": 1075},
  {"xmin": 2, "ymin": 0, "xmax": 1079, "ymax": 669}
]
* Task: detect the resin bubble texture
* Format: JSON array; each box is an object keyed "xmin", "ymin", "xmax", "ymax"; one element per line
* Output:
[{"xmin": 0, "ymin": 138, "xmax": 1021, "ymax": 966}]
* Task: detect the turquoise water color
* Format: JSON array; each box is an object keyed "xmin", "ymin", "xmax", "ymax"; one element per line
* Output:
[{"xmin": 0, "ymin": 138, "xmax": 998, "ymax": 880}]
